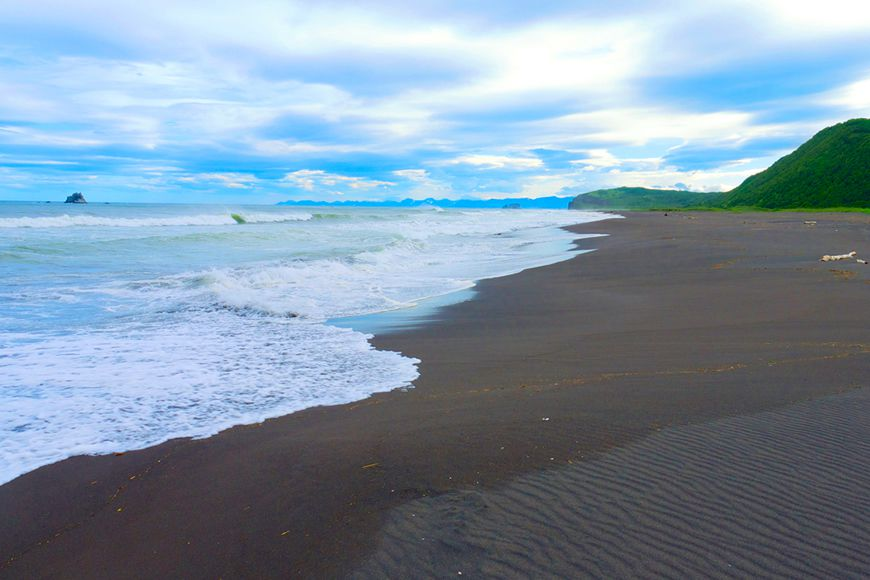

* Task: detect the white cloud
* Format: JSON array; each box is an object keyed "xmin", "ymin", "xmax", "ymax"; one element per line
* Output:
[
  {"xmin": 0, "ymin": 156, "xmax": 78, "ymax": 166},
  {"xmin": 541, "ymin": 109, "xmax": 763, "ymax": 147},
  {"xmin": 392, "ymin": 168, "xmax": 453, "ymax": 198},
  {"xmin": 250, "ymin": 140, "xmax": 362, "ymax": 156},
  {"xmin": 570, "ymin": 149, "xmax": 621, "ymax": 168},
  {"xmin": 0, "ymin": 125, "xmax": 103, "ymax": 147},
  {"xmin": 516, "ymin": 174, "xmax": 578, "ymax": 198},
  {"xmin": 392, "ymin": 169, "xmax": 430, "ymax": 181},
  {"xmin": 440, "ymin": 154, "xmax": 544, "ymax": 170},
  {"xmin": 281, "ymin": 170, "xmax": 395, "ymax": 192},
  {"xmin": 749, "ymin": 0, "xmax": 870, "ymax": 34},
  {"xmin": 572, "ymin": 151, "xmax": 663, "ymax": 173},
  {"xmin": 822, "ymin": 76, "xmax": 870, "ymax": 110},
  {"xmin": 177, "ymin": 172, "xmax": 259, "ymax": 189},
  {"xmin": 0, "ymin": 54, "xmax": 359, "ymax": 151},
  {"xmin": 589, "ymin": 159, "xmax": 769, "ymax": 192}
]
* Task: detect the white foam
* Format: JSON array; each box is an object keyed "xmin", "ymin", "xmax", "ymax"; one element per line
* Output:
[
  {"xmin": 127, "ymin": 210, "xmax": 605, "ymax": 320},
  {"xmin": 0, "ymin": 208, "xmax": 611, "ymax": 485},
  {"xmin": 0, "ymin": 211, "xmax": 312, "ymax": 228},
  {"xmin": 0, "ymin": 314, "xmax": 418, "ymax": 484}
]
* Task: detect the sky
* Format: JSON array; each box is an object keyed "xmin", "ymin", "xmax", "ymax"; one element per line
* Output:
[{"xmin": 1, "ymin": 0, "xmax": 869, "ymax": 203}]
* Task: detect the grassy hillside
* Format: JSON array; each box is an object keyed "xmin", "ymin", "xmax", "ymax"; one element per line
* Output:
[
  {"xmin": 723, "ymin": 118, "xmax": 870, "ymax": 209},
  {"xmin": 569, "ymin": 187, "xmax": 724, "ymax": 210},
  {"xmin": 569, "ymin": 119, "xmax": 869, "ymax": 212}
]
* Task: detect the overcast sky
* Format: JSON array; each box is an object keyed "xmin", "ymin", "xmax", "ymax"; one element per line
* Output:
[{"xmin": 1, "ymin": 0, "xmax": 869, "ymax": 203}]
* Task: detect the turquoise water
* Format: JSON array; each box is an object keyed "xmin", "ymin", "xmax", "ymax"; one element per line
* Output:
[{"xmin": 0, "ymin": 202, "xmax": 608, "ymax": 483}]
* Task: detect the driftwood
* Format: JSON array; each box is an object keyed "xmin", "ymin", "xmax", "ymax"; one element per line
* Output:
[{"xmin": 820, "ymin": 251, "xmax": 857, "ymax": 262}]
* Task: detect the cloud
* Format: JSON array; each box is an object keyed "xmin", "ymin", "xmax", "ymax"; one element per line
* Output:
[
  {"xmin": 392, "ymin": 169, "xmax": 430, "ymax": 181},
  {"xmin": 0, "ymin": 125, "xmax": 103, "ymax": 147},
  {"xmin": 250, "ymin": 140, "xmax": 361, "ymax": 156},
  {"xmin": 0, "ymin": 0, "xmax": 868, "ymax": 202},
  {"xmin": 595, "ymin": 162, "xmax": 766, "ymax": 192},
  {"xmin": 177, "ymin": 172, "xmax": 259, "ymax": 189},
  {"xmin": 281, "ymin": 170, "xmax": 395, "ymax": 193},
  {"xmin": 440, "ymin": 154, "xmax": 544, "ymax": 170},
  {"xmin": 0, "ymin": 155, "xmax": 78, "ymax": 167},
  {"xmin": 822, "ymin": 75, "xmax": 870, "ymax": 110},
  {"xmin": 516, "ymin": 174, "xmax": 578, "ymax": 197},
  {"xmin": 750, "ymin": 0, "xmax": 870, "ymax": 34},
  {"xmin": 392, "ymin": 168, "xmax": 453, "ymax": 198},
  {"xmin": 570, "ymin": 149, "xmax": 621, "ymax": 169}
]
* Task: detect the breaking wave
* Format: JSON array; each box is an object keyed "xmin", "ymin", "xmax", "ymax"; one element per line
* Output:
[
  {"xmin": 0, "ymin": 206, "xmax": 610, "ymax": 484},
  {"xmin": 0, "ymin": 212, "xmax": 312, "ymax": 228}
]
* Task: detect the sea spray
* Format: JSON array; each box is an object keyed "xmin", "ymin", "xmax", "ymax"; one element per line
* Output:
[{"xmin": 0, "ymin": 316, "xmax": 419, "ymax": 484}]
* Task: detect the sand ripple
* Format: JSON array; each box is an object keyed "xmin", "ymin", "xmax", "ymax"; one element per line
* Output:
[{"xmin": 354, "ymin": 389, "xmax": 870, "ymax": 578}]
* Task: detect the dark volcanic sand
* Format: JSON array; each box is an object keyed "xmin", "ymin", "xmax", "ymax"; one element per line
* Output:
[
  {"xmin": 355, "ymin": 388, "xmax": 870, "ymax": 578},
  {"xmin": 1, "ymin": 212, "xmax": 868, "ymax": 578}
]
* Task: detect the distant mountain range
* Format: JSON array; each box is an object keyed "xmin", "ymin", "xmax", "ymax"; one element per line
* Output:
[{"xmin": 279, "ymin": 119, "xmax": 868, "ymax": 212}]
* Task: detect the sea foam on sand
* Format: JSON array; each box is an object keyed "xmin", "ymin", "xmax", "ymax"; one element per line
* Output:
[{"xmin": 0, "ymin": 206, "xmax": 609, "ymax": 484}]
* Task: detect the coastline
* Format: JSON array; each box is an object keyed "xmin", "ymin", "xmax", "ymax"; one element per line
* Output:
[{"xmin": 2, "ymin": 211, "xmax": 869, "ymax": 578}]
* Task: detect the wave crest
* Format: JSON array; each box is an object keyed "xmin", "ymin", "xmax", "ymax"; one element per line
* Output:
[{"xmin": 0, "ymin": 212, "xmax": 312, "ymax": 228}]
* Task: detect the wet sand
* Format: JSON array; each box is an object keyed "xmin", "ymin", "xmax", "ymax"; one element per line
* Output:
[{"xmin": 1, "ymin": 212, "xmax": 868, "ymax": 578}]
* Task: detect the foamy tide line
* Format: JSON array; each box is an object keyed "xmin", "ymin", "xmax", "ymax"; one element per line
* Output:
[
  {"xmin": 0, "ymin": 208, "xmax": 611, "ymax": 485},
  {"xmin": 0, "ymin": 315, "xmax": 418, "ymax": 484},
  {"xmin": 0, "ymin": 211, "xmax": 312, "ymax": 228},
  {"xmin": 132, "ymin": 215, "xmax": 597, "ymax": 320}
]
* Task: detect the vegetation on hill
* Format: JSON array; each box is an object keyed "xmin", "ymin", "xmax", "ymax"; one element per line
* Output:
[
  {"xmin": 723, "ymin": 119, "xmax": 870, "ymax": 209},
  {"xmin": 568, "ymin": 187, "xmax": 723, "ymax": 210},
  {"xmin": 569, "ymin": 119, "xmax": 869, "ymax": 211}
]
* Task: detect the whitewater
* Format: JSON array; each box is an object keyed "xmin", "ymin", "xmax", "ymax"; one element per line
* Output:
[{"xmin": 0, "ymin": 202, "xmax": 608, "ymax": 484}]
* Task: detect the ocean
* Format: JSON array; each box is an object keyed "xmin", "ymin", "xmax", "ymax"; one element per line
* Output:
[{"xmin": 0, "ymin": 202, "xmax": 607, "ymax": 484}]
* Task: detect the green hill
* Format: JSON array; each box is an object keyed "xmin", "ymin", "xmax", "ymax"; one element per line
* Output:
[
  {"xmin": 723, "ymin": 118, "xmax": 870, "ymax": 209},
  {"xmin": 569, "ymin": 187, "xmax": 723, "ymax": 210},
  {"xmin": 569, "ymin": 119, "xmax": 870, "ymax": 211}
]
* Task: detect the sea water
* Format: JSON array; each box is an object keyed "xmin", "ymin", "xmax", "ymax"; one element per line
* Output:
[{"xmin": 0, "ymin": 202, "xmax": 608, "ymax": 484}]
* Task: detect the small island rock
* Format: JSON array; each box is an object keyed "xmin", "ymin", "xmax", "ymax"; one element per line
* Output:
[{"xmin": 65, "ymin": 193, "xmax": 87, "ymax": 204}]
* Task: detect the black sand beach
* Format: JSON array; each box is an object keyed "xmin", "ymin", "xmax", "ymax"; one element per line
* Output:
[
  {"xmin": 355, "ymin": 388, "xmax": 870, "ymax": 578},
  {"xmin": 2, "ymin": 212, "xmax": 868, "ymax": 578}
]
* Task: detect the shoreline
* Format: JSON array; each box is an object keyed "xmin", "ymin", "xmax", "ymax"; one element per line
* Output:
[
  {"xmin": 0, "ymin": 208, "xmax": 606, "ymax": 487},
  {"xmin": 0, "ymin": 211, "xmax": 607, "ymax": 488},
  {"xmin": 329, "ymin": 226, "xmax": 607, "ymax": 335},
  {"xmin": 2, "ymin": 211, "xmax": 869, "ymax": 578}
]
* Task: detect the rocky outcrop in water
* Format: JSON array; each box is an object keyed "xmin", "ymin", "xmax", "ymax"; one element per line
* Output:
[{"xmin": 65, "ymin": 193, "xmax": 87, "ymax": 204}]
